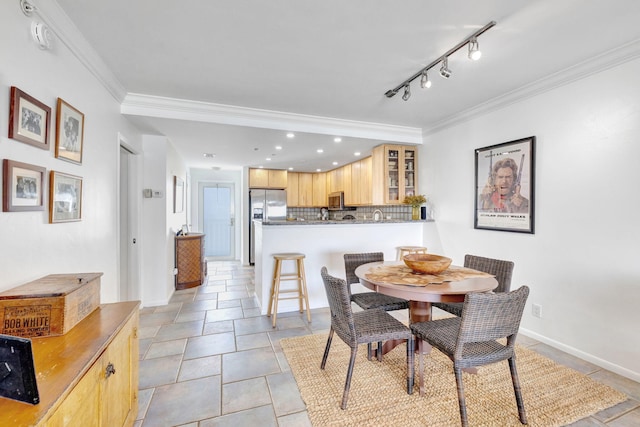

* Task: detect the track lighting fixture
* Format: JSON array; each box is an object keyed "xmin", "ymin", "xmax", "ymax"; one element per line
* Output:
[
  {"xmin": 385, "ymin": 21, "xmax": 496, "ymax": 99},
  {"xmin": 420, "ymin": 70, "xmax": 432, "ymax": 89},
  {"xmin": 439, "ymin": 57, "xmax": 451, "ymax": 79},
  {"xmin": 402, "ymin": 84, "xmax": 411, "ymax": 101},
  {"xmin": 468, "ymin": 37, "xmax": 481, "ymax": 60}
]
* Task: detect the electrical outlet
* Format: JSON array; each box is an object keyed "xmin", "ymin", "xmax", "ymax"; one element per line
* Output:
[{"xmin": 532, "ymin": 303, "xmax": 542, "ymax": 318}]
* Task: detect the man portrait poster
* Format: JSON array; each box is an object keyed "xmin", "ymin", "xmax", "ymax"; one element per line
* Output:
[{"xmin": 474, "ymin": 136, "xmax": 535, "ymax": 233}]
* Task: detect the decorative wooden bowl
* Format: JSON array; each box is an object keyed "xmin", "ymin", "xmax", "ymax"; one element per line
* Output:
[{"xmin": 403, "ymin": 254, "xmax": 452, "ymax": 274}]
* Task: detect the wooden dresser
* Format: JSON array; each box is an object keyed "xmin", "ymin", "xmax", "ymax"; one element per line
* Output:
[
  {"xmin": 0, "ymin": 301, "xmax": 140, "ymax": 427},
  {"xmin": 175, "ymin": 233, "xmax": 207, "ymax": 289}
]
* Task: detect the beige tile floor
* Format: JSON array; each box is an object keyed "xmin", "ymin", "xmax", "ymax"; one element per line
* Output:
[{"xmin": 134, "ymin": 261, "xmax": 640, "ymax": 427}]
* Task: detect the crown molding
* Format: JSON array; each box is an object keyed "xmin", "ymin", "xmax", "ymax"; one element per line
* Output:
[
  {"xmin": 424, "ymin": 38, "xmax": 640, "ymax": 136},
  {"xmin": 31, "ymin": 0, "xmax": 127, "ymax": 102},
  {"xmin": 121, "ymin": 93, "xmax": 424, "ymax": 144}
]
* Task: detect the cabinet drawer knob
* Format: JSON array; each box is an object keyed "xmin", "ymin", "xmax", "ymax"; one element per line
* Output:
[{"xmin": 105, "ymin": 362, "xmax": 116, "ymax": 378}]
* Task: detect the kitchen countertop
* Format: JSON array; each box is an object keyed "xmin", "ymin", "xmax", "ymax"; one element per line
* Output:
[{"xmin": 262, "ymin": 219, "xmax": 433, "ymax": 225}]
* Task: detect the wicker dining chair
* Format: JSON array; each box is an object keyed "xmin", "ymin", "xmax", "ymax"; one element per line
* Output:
[
  {"xmin": 411, "ymin": 285, "xmax": 530, "ymax": 427},
  {"xmin": 320, "ymin": 267, "xmax": 415, "ymax": 409},
  {"xmin": 432, "ymin": 254, "xmax": 514, "ymax": 317},
  {"xmin": 344, "ymin": 252, "xmax": 410, "ymax": 360}
]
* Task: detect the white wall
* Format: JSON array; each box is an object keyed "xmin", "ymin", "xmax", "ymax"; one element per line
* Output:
[
  {"xmin": 0, "ymin": 2, "xmax": 143, "ymax": 302},
  {"xmin": 420, "ymin": 57, "xmax": 640, "ymax": 381}
]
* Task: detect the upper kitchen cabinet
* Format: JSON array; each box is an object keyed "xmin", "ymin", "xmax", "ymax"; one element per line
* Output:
[
  {"xmin": 312, "ymin": 173, "xmax": 327, "ymax": 206},
  {"xmin": 249, "ymin": 168, "xmax": 288, "ymax": 189},
  {"xmin": 345, "ymin": 157, "xmax": 372, "ymax": 206},
  {"xmin": 372, "ymin": 145, "xmax": 418, "ymax": 205}
]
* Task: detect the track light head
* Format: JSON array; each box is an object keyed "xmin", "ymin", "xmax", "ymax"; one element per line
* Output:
[
  {"xmin": 401, "ymin": 84, "xmax": 411, "ymax": 101},
  {"xmin": 439, "ymin": 57, "xmax": 451, "ymax": 79},
  {"xmin": 420, "ymin": 71, "xmax": 432, "ymax": 89},
  {"xmin": 468, "ymin": 37, "xmax": 481, "ymax": 60}
]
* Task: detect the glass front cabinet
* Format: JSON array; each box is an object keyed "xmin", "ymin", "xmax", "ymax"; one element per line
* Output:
[{"xmin": 372, "ymin": 145, "xmax": 418, "ymax": 205}]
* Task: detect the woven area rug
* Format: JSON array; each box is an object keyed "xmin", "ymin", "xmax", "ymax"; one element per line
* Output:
[{"xmin": 281, "ymin": 334, "xmax": 627, "ymax": 426}]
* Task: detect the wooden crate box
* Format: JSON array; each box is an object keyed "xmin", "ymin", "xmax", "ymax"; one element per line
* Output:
[{"xmin": 0, "ymin": 273, "xmax": 101, "ymax": 338}]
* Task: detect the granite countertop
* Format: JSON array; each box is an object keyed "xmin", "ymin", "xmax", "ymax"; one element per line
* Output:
[{"xmin": 262, "ymin": 219, "xmax": 432, "ymax": 225}]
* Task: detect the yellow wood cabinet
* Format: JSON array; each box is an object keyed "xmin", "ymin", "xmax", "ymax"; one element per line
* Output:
[
  {"xmin": 327, "ymin": 168, "xmax": 343, "ymax": 193},
  {"xmin": 1, "ymin": 302, "xmax": 140, "ymax": 427},
  {"xmin": 372, "ymin": 145, "xmax": 418, "ymax": 205},
  {"xmin": 286, "ymin": 172, "xmax": 299, "ymax": 206},
  {"xmin": 298, "ymin": 172, "xmax": 314, "ymax": 206},
  {"xmin": 312, "ymin": 173, "xmax": 327, "ymax": 206},
  {"xmin": 249, "ymin": 168, "xmax": 288, "ymax": 189}
]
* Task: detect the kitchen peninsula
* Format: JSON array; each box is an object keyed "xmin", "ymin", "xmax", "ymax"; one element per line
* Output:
[{"xmin": 253, "ymin": 219, "xmax": 438, "ymax": 314}]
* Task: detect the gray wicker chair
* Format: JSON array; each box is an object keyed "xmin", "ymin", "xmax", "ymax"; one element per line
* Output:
[
  {"xmin": 432, "ymin": 254, "xmax": 514, "ymax": 317},
  {"xmin": 344, "ymin": 252, "xmax": 409, "ymax": 312},
  {"xmin": 320, "ymin": 267, "xmax": 414, "ymax": 409},
  {"xmin": 411, "ymin": 285, "xmax": 530, "ymax": 427}
]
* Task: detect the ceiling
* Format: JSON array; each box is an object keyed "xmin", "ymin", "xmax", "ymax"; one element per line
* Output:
[{"xmin": 51, "ymin": 0, "xmax": 640, "ymax": 172}]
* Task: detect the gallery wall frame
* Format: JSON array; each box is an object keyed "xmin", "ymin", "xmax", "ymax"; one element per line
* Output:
[
  {"xmin": 2, "ymin": 159, "xmax": 46, "ymax": 212},
  {"xmin": 49, "ymin": 170, "xmax": 83, "ymax": 223},
  {"xmin": 8, "ymin": 86, "xmax": 51, "ymax": 150},
  {"xmin": 474, "ymin": 136, "xmax": 535, "ymax": 234},
  {"xmin": 55, "ymin": 98, "xmax": 84, "ymax": 164},
  {"xmin": 174, "ymin": 176, "xmax": 184, "ymax": 213}
]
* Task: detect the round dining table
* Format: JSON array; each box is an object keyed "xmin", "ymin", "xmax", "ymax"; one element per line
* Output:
[{"xmin": 355, "ymin": 261, "xmax": 498, "ymax": 356}]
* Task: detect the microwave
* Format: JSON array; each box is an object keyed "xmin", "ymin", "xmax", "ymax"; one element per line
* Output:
[{"xmin": 328, "ymin": 191, "xmax": 344, "ymax": 210}]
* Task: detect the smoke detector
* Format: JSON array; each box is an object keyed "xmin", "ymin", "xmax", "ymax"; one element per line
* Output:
[{"xmin": 31, "ymin": 21, "xmax": 52, "ymax": 50}]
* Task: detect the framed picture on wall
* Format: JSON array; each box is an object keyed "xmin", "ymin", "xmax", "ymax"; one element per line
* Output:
[
  {"xmin": 49, "ymin": 171, "xmax": 83, "ymax": 223},
  {"xmin": 55, "ymin": 98, "xmax": 85, "ymax": 164},
  {"xmin": 174, "ymin": 176, "xmax": 184, "ymax": 213},
  {"xmin": 474, "ymin": 136, "xmax": 535, "ymax": 234},
  {"xmin": 8, "ymin": 86, "xmax": 51, "ymax": 150},
  {"xmin": 2, "ymin": 159, "xmax": 46, "ymax": 212}
]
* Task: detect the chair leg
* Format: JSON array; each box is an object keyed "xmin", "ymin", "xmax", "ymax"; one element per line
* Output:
[
  {"xmin": 418, "ymin": 339, "xmax": 425, "ymax": 396},
  {"xmin": 509, "ymin": 357, "xmax": 528, "ymax": 425},
  {"xmin": 406, "ymin": 336, "xmax": 414, "ymax": 394},
  {"xmin": 454, "ymin": 367, "xmax": 469, "ymax": 427},
  {"xmin": 341, "ymin": 347, "xmax": 358, "ymax": 410},
  {"xmin": 377, "ymin": 341, "xmax": 383, "ymax": 362},
  {"xmin": 367, "ymin": 343, "xmax": 372, "ymax": 361},
  {"xmin": 320, "ymin": 328, "xmax": 334, "ymax": 370}
]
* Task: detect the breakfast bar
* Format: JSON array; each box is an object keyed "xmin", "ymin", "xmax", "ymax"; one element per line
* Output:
[{"xmin": 253, "ymin": 219, "xmax": 440, "ymax": 315}]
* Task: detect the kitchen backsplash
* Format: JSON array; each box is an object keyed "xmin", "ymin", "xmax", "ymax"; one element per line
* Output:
[{"xmin": 287, "ymin": 205, "xmax": 417, "ymax": 221}]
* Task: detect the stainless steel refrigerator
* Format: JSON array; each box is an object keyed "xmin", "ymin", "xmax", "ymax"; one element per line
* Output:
[{"xmin": 249, "ymin": 189, "xmax": 287, "ymax": 264}]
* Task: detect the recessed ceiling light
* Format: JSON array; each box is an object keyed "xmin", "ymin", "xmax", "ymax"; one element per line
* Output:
[
  {"xmin": 332, "ymin": 161, "xmax": 338, "ymax": 166},
  {"xmin": 259, "ymin": 165, "xmax": 264, "ymax": 168},
  {"xmin": 316, "ymin": 168, "xmax": 322, "ymax": 172},
  {"xmin": 203, "ymin": 153, "xmax": 215, "ymax": 158},
  {"xmin": 275, "ymin": 145, "xmax": 282, "ymax": 150},
  {"xmin": 354, "ymin": 152, "xmax": 361, "ymax": 156},
  {"xmin": 317, "ymin": 149, "xmax": 324, "ymax": 153},
  {"xmin": 286, "ymin": 133, "xmax": 295, "ymax": 138},
  {"xmin": 288, "ymin": 167, "xmax": 294, "ymax": 170},
  {"xmin": 334, "ymin": 137, "xmax": 342, "ymax": 143},
  {"xmin": 266, "ymin": 158, "xmax": 272, "ymax": 161}
]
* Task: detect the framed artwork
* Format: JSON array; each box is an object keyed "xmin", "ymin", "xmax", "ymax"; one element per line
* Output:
[
  {"xmin": 174, "ymin": 176, "xmax": 184, "ymax": 213},
  {"xmin": 0, "ymin": 334, "xmax": 40, "ymax": 405},
  {"xmin": 474, "ymin": 136, "xmax": 535, "ymax": 234},
  {"xmin": 55, "ymin": 98, "xmax": 85, "ymax": 164},
  {"xmin": 8, "ymin": 86, "xmax": 51, "ymax": 150},
  {"xmin": 2, "ymin": 159, "xmax": 46, "ymax": 212},
  {"xmin": 49, "ymin": 171, "xmax": 83, "ymax": 223}
]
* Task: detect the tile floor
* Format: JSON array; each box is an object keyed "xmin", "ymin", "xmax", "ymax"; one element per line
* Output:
[{"xmin": 135, "ymin": 261, "xmax": 640, "ymax": 427}]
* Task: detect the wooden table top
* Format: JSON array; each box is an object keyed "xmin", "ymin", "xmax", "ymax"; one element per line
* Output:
[{"xmin": 355, "ymin": 261, "xmax": 498, "ymax": 303}]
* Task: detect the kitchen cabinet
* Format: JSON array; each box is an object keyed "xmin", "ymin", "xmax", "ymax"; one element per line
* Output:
[
  {"xmin": 327, "ymin": 168, "xmax": 343, "ymax": 194},
  {"xmin": 1, "ymin": 301, "xmax": 140, "ymax": 427},
  {"xmin": 372, "ymin": 145, "xmax": 418, "ymax": 205},
  {"xmin": 288, "ymin": 172, "xmax": 327, "ymax": 207},
  {"xmin": 297, "ymin": 172, "xmax": 314, "ymax": 206},
  {"xmin": 249, "ymin": 168, "xmax": 287, "ymax": 189},
  {"xmin": 175, "ymin": 233, "xmax": 206, "ymax": 290},
  {"xmin": 312, "ymin": 173, "xmax": 327, "ymax": 206},
  {"xmin": 286, "ymin": 172, "xmax": 299, "ymax": 206},
  {"xmin": 352, "ymin": 156, "xmax": 372, "ymax": 205}
]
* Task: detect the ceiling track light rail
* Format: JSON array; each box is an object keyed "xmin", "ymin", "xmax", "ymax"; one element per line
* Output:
[{"xmin": 385, "ymin": 21, "xmax": 496, "ymax": 99}]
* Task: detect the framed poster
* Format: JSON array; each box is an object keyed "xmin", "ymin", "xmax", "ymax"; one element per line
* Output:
[
  {"xmin": 8, "ymin": 86, "xmax": 51, "ymax": 150},
  {"xmin": 49, "ymin": 171, "xmax": 83, "ymax": 223},
  {"xmin": 2, "ymin": 159, "xmax": 46, "ymax": 212},
  {"xmin": 174, "ymin": 176, "xmax": 184, "ymax": 213},
  {"xmin": 474, "ymin": 136, "xmax": 535, "ymax": 233},
  {"xmin": 55, "ymin": 98, "xmax": 84, "ymax": 164}
]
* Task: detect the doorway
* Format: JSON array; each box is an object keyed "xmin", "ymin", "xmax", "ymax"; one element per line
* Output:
[
  {"xmin": 200, "ymin": 183, "xmax": 235, "ymax": 259},
  {"xmin": 119, "ymin": 137, "xmax": 141, "ymax": 301}
]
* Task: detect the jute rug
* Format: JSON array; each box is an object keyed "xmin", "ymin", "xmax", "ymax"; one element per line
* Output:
[{"xmin": 281, "ymin": 334, "xmax": 627, "ymax": 426}]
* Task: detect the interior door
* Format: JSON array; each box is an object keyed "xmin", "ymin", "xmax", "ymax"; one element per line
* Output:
[{"xmin": 201, "ymin": 183, "xmax": 235, "ymax": 259}]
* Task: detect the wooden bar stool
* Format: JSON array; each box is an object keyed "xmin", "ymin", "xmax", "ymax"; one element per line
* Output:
[
  {"xmin": 396, "ymin": 246, "xmax": 428, "ymax": 260},
  {"xmin": 267, "ymin": 253, "xmax": 311, "ymax": 328}
]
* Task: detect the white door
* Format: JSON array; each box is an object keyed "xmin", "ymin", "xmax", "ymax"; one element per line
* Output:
[
  {"xmin": 118, "ymin": 140, "xmax": 141, "ymax": 301},
  {"xmin": 201, "ymin": 183, "xmax": 235, "ymax": 259}
]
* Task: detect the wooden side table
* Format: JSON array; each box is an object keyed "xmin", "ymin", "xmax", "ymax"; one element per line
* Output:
[{"xmin": 175, "ymin": 233, "xmax": 206, "ymax": 289}]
